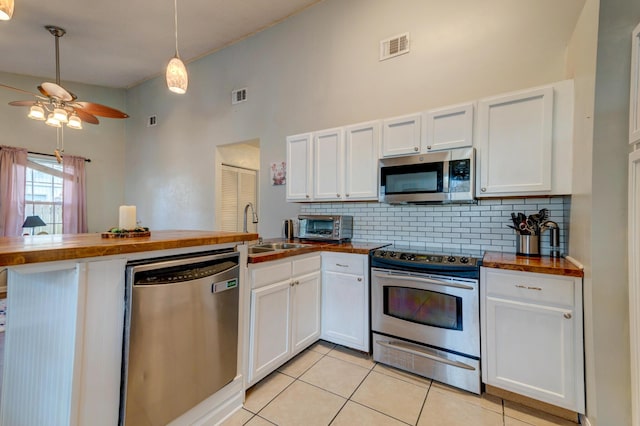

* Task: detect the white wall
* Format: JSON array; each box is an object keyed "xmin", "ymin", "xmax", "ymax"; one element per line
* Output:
[
  {"xmin": 0, "ymin": 72, "xmax": 127, "ymax": 233},
  {"xmin": 124, "ymin": 0, "xmax": 584, "ymax": 237}
]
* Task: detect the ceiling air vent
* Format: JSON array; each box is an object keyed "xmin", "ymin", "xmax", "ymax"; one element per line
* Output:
[
  {"xmin": 232, "ymin": 88, "xmax": 247, "ymax": 105},
  {"xmin": 380, "ymin": 33, "xmax": 410, "ymax": 61}
]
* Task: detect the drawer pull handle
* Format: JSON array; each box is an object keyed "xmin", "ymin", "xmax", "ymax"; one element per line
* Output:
[
  {"xmin": 564, "ymin": 313, "xmax": 572, "ymax": 319},
  {"xmin": 515, "ymin": 284, "xmax": 542, "ymax": 291},
  {"xmin": 357, "ymin": 277, "xmax": 362, "ymax": 282},
  {"xmin": 336, "ymin": 263, "xmax": 348, "ymax": 268}
]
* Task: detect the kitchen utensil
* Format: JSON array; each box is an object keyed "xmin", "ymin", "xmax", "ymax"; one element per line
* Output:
[{"xmin": 282, "ymin": 219, "xmax": 294, "ymax": 240}]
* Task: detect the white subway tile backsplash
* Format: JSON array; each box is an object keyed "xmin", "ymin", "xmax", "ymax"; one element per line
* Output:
[{"xmin": 299, "ymin": 196, "xmax": 570, "ymax": 255}]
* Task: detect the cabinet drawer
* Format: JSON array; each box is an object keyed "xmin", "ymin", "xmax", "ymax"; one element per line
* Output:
[
  {"xmin": 322, "ymin": 253, "xmax": 365, "ymax": 275},
  {"xmin": 292, "ymin": 254, "xmax": 321, "ymax": 276},
  {"xmin": 251, "ymin": 261, "xmax": 292, "ymax": 289},
  {"xmin": 483, "ymin": 267, "xmax": 575, "ymax": 306}
]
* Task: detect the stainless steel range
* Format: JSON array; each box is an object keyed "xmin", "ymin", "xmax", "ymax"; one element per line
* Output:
[{"xmin": 370, "ymin": 246, "xmax": 482, "ymax": 394}]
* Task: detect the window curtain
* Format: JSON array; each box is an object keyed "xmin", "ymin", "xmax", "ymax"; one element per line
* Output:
[
  {"xmin": 0, "ymin": 146, "xmax": 27, "ymax": 237},
  {"xmin": 62, "ymin": 155, "xmax": 87, "ymax": 234}
]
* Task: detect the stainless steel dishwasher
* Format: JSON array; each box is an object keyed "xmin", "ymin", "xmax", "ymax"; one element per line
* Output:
[{"xmin": 119, "ymin": 249, "xmax": 240, "ymax": 426}]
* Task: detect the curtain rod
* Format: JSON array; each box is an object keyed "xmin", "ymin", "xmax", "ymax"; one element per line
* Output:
[{"xmin": 28, "ymin": 150, "xmax": 91, "ymax": 163}]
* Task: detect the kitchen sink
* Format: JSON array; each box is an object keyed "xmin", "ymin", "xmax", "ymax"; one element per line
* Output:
[
  {"xmin": 253, "ymin": 242, "xmax": 311, "ymax": 250},
  {"xmin": 248, "ymin": 246, "xmax": 276, "ymax": 254}
]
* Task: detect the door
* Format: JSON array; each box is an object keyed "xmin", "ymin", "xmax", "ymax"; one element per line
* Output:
[
  {"xmin": 423, "ymin": 103, "xmax": 473, "ymax": 152},
  {"xmin": 477, "ymin": 86, "xmax": 553, "ymax": 196},
  {"xmin": 249, "ymin": 280, "xmax": 291, "ymax": 383},
  {"xmin": 484, "ymin": 296, "xmax": 577, "ymax": 409},
  {"xmin": 313, "ymin": 128, "xmax": 343, "ymax": 200},
  {"xmin": 220, "ymin": 165, "xmax": 257, "ymax": 233},
  {"xmin": 344, "ymin": 121, "xmax": 380, "ymax": 200},
  {"xmin": 321, "ymin": 271, "xmax": 367, "ymax": 351},
  {"xmin": 291, "ymin": 271, "xmax": 321, "ymax": 354},
  {"xmin": 381, "ymin": 113, "xmax": 421, "ymax": 157},
  {"xmin": 286, "ymin": 133, "xmax": 313, "ymax": 201}
]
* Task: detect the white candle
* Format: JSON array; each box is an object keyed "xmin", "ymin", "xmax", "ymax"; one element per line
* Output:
[{"xmin": 119, "ymin": 205, "xmax": 137, "ymax": 230}]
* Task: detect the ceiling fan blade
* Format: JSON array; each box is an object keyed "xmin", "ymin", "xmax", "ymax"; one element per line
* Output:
[
  {"xmin": 39, "ymin": 82, "xmax": 75, "ymax": 102},
  {"xmin": 8, "ymin": 100, "xmax": 37, "ymax": 107},
  {"xmin": 72, "ymin": 108, "xmax": 99, "ymax": 125},
  {"xmin": 0, "ymin": 83, "xmax": 40, "ymax": 97},
  {"xmin": 75, "ymin": 101, "xmax": 129, "ymax": 119}
]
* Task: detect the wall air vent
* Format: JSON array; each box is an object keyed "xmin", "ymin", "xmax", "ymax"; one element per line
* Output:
[
  {"xmin": 232, "ymin": 88, "xmax": 247, "ymax": 105},
  {"xmin": 147, "ymin": 115, "xmax": 157, "ymax": 127},
  {"xmin": 380, "ymin": 33, "xmax": 410, "ymax": 61}
]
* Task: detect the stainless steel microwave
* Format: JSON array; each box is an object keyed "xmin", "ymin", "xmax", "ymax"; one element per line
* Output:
[
  {"xmin": 379, "ymin": 147, "xmax": 475, "ymax": 204},
  {"xmin": 298, "ymin": 215, "xmax": 353, "ymax": 242}
]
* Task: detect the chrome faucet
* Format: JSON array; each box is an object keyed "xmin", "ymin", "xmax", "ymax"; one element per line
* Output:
[{"xmin": 243, "ymin": 202, "xmax": 258, "ymax": 233}]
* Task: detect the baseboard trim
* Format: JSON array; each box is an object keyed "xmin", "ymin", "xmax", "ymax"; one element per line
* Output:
[{"xmin": 485, "ymin": 384, "xmax": 579, "ymax": 423}]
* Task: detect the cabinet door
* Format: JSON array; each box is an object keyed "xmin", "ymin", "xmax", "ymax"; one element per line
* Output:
[
  {"xmin": 291, "ymin": 271, "xmax": 321, "ymax": 355},
  {"xmin": 286, "ymin": 133, "xmax": 313, "ymax": 201},
  {"xmin": 631, "ymin": 22, "xmax": 640, "ymax": 144},
  {"xmin": 484, "ymin": 296, "xmax": 579, "ymax": 411},
  {"xmin": 381, "ymin": 113, "xmax": 422, "ymax": 157},
  {"xmin": 249, "ymin": 281, "xmax": 291, "ymax": 384},
  {"xmin": 321, "ymin": 271, "xmax": 368, "ymax": 351},
  {"xmin": 344, "ymin": 121, "xmax": 380, "ymax": 200},
  {"xmin": 477, "ymin": 86, "xmax": 553, "ymax": 196},
  {"xmin": 313, "ymin": 128, "xmax": 344, "ymax": 200},
  {"xmin": 423, "ymin": 103, "xmax": 473, "ymax": 152}
]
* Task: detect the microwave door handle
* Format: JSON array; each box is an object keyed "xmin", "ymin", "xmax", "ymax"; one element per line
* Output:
[
  {"xmin": 442, "ymin": 160, "xmax": 450, "ymax": 193},
  {"xmin": 373, "ymin": 272, "xmax": 474, "ymax": 290}
]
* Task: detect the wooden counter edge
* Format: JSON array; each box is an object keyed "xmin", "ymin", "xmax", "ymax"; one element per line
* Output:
[{"xmin": 482, "ymin": 251, "xmax": 584, "ymax": 278}]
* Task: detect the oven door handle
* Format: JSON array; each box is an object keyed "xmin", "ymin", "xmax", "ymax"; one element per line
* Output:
[
  {"xmin": 373, "ymin": 272, "xmax": 475, "ymax": 290},
  {"xmin": 376, "ymin": 340, "xmax": 476, "ymax": 371}
]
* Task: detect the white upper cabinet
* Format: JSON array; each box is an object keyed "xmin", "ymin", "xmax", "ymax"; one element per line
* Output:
[
  {"xmin": 422, "ymin": 102, "xmax": 474, "ymax": 152},
  {"xmin": 630, "ymin": 22, "xmax": 640, "ymax": 144},
  {"xmin": 344, "ymin": 121, "xmax": 380, "ymax": 200},
  {"xmin": 381, "ymin": 113, "xmax": 422, "ymax": 157},
  {"xmin": 477, "ymin": 85, "xmax": 553, "ymax": 195},
  {"xmin": 286, "ymin": 133, "xmax": 313, "ymax": 201},
  {"xmin": 313, "ymin": 128, "xmax": 344, "ymax": 200},
  {"xmin": 476, "ymin": 80, "xmax": 574, "ymax": 197}
]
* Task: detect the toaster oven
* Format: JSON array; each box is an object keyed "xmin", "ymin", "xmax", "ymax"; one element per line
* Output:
[{"xmin": 298, "ymin": 215, "xmax": 353, "ymax": 242}]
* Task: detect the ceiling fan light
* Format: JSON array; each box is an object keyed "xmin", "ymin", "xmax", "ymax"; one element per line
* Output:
[
  {"xmin": 166, "ymin": 56, "xmax": 188, "ymax": 94},
  {"xmin": 45, "ymin": 113, "xmax": 62, "ymax": 128},
  {"xmin": 28, "ymin": 104, "xmax": 46, "ymax": 121},
  {"xmin": 53, "ymin": 107, "xmax": 69, "ymax": 123},
  {"xmin": 67, "ymin": 114, "xmax": 83, "ymax": 130},
  {"xmin": 0, "ymin": 0, "xmax": 14, "ymax": 21}
]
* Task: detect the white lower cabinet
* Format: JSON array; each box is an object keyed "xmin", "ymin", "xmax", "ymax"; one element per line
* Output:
[
  {"xmin": 248, "ymin": 254, "xmax": 321, "ymax": 385},
  {"xmin": 320, "ymin": 252, "xmax": 369, "ymax": 352},
  {"xmin": 480, "ymin": 267, "xmax": 585, "ymax": 413}
]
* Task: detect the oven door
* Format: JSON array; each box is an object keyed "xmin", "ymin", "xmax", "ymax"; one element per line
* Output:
[
  {"xmin": 371, "ymin": 267, "xmax": 479, "ymax": 358},
  {"xmin": 379, "ymin": 157, "xmax": 448, "ymax": 204}
]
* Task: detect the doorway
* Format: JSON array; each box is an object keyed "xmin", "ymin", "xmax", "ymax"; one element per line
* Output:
[{"xmin": 215, "ymin": 140, "xmax": 260, "ymax": 233}]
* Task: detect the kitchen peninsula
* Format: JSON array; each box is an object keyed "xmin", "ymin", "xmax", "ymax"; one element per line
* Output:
[{"xmin": 0, "ymin": 230, "xmax": 258, "ymax": 426}]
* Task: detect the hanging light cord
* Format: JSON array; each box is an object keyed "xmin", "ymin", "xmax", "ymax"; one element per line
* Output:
[{"xmin": 174, "ymin": 0, "xmax": 180, "ymax": 58}]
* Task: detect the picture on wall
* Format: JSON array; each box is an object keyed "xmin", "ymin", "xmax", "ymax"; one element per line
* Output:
[{"xmin": 271, "ymin": 161, "xmax": 286, "ymax": 185}]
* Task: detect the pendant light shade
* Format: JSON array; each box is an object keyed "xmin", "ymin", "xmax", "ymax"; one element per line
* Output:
[
  {"xmin": 166, "ymin": 0, "xmax": 188, "ymax": 94},
  {"xmin": 45, "ymin": 113, "xmax": 62, "ymax": 128},
  {"xmin": 0, "ymin": 0, "xmax": 14, "ymax": 21},
  {"xmin": 166, "ymin": 56, "xmax": 188, "ymax": 94},
  {"xmin": 67, "ymin": 113, "xmax": 83, "ymax": 130}
]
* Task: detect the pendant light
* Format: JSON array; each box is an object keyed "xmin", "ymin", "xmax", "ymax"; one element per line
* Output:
[
  {"xmin": 0, "ymin": 0, "xmax": 14, "ymax": 21},
  {"xmin": 166, "ymin": 0, "xmax": 188, "ymax": 94}
]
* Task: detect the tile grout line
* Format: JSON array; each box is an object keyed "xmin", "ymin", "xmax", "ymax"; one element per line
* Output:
[{"xmin": 413, "ymin": 380, "xmax": 434, "ymax": 426}]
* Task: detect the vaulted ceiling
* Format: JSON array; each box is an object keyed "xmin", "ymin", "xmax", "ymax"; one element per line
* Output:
[{"xmin": 0, "ymin": 0, "xmax": 322, "ymax": 88}]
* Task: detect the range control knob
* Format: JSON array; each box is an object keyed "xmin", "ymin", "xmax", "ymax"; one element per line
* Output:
[
  {"xmin": 460, "ymin": 257, "xmax": 469, "ymax": 264},
  {"xmin": 447, "ymin": 256, "xmax": 456, "ymax": 263}
]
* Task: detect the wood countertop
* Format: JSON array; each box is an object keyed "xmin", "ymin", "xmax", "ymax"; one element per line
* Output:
[
  {"xmin": 247, "ymin": 239, "xmax": 390, "ymax": 264},
  {"xmin": 482, "ymin": 251, "xmax": 584, "ymax": 277},
  {"xmin": 0, "ymin": 230, "xmax": 259, "ymax": 266}
]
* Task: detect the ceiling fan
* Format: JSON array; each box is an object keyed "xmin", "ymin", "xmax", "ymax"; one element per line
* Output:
[{"xmin": 1, "ymin": 25, "xmax": 129, "ymax": 130}]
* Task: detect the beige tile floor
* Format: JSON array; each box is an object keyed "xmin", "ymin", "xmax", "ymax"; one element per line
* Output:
[{"xmin": 222, "ymin": 341, "xmax": 579, "ymax": 426}]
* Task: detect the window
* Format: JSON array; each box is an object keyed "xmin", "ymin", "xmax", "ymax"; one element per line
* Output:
[{"xmin": 24, "ymin": 156, "xmax": 63, "ymax": 234}]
